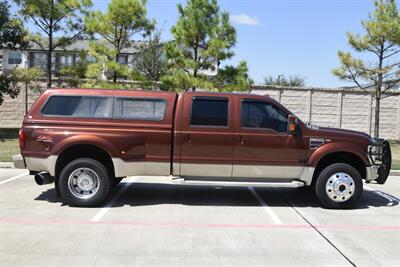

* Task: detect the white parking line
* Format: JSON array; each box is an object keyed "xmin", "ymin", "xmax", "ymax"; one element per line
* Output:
[
  {"xmin": 247, "ymin": 186, "xmax": 282, "ymax": 225},
  {"xmin": 0, "ymin": 171, "xmax": 29, "ymax": 185},
  {"xmin": 91, "ymin": 177, "xmax": 135, "ymax": 222}
]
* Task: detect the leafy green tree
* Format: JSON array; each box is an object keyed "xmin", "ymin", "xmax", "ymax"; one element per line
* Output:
[
  {"xmin": 15, "ymin": 0, "xmax": 93, "ymax": 88},
  {"xmin": 0, "ymin": 1, "xmax": 28, "ymax": 105},
  {"xmin": 58, "ymin": 50, "xmax": 90, "ymax": 87},
  {"xmin": 0, "ymin": 1, "xmax": 28, "ymax": 49},
  {"xmin": 215, "ymin": 61, "xmax": 253, "ymax": 91},
  {"xmin": 13, "ymin": 67, "xmax": 44, "ymax": 114},
  {"xmin": 332, "ymin": 0, "xmax": 400, "ymax": 138},
  {"xmin": 264, "ymin": 74, "xmax": 307, "ymax": 87},
  {"xmin": 85, "ymin": 0, "xmax": 153, "ymax": 83},
  {"xmin": 135, "ymin": 29, "xmax": 168, "ymax": 85},
  {"xmin": 0, "ymin": 75, "xmax": 18, "ymax": 106},
  {"xmin": 164, "ymin": 0, "xmax": 236, "ymax": 91}
]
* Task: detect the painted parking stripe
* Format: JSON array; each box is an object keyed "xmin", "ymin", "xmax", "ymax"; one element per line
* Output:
[
  {"xmin": 248, "ymin": 186, "xmax": 282, "ymax": 225},
  {"xmin": 91, "ymin": 177, "xmax": 135, "ymax": 222},
  {"xmin": 0, "ymin": 171, "xmax": 29, "ymax": 185},
  {"xmin": 2, "ymin": 217, "xmax": 398, "ymax": 231}
]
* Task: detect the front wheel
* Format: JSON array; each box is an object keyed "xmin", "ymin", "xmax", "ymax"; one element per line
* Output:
[
  {"xmin": 314, "ymin": 163, "xmax": 363, "ymax": 209},
  {"xmin": 59, "ymin": 158, "xmax": 111, "ymax": 207}
]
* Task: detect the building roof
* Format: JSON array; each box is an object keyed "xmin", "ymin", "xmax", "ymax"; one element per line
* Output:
[{"xmin": 26, "ymin": 39, "xmax": 144, "ymax": 54}]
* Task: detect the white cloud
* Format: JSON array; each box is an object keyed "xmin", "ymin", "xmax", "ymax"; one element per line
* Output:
[{"xmin": 230, "ymin": 14, "xmax": 260, "ymax": 26}]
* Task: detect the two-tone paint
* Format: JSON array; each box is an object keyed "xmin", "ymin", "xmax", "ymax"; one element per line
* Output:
[{"xmin": 16, "ymin": 88, "xmax": 382, "ymax": 185}]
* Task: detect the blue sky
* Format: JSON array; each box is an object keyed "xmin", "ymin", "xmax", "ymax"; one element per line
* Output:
[
  {"xmin": 12, "ymin": 0, "xmax": 398, "ymax": 87},
  {"xmin": 94, "ymin": 0, "xmax": 380, "ymax": 87}
]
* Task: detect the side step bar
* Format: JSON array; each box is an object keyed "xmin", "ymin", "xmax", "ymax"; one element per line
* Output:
[{"xmin": 171, "ymin": 178, "xmax": 305, "ymax": 188}]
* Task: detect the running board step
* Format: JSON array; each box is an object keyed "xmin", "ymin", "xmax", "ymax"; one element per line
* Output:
[{"xmin": 171, "ymin": 178, "xmax": 305, "ymax": 188}]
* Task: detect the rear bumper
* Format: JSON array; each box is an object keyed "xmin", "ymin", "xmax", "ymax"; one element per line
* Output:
[{"xmin": 12, "ymin": 154, "xmax": 26, "ymax": 169}]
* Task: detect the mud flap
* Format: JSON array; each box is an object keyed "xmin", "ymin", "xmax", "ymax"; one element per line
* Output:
[{"xmin": 376, "ymin": 141, "xmax": 391, "ymax": 184}]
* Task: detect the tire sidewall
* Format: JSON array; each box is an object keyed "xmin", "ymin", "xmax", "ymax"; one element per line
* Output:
[
  {"xmin": 315, "ymin": 163, "xmax": 363, "ymax": 209},
  {"xmin": 59, "ymin": 158, "xmax": 111, "ymax": 207}
]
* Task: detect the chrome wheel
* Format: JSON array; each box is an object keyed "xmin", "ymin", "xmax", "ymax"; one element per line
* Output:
[
  {"xmin": 325, "ymin": 172, "xmax": 355, "ymax": 202},
  {"xmin": 67, "ymin": 168, "xmax": 100, "ymax": 199}
]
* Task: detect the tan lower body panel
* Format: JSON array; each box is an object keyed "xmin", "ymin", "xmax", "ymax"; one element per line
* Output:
[
  {"xmin": 112, "ymin": 158, "xmax": 170, "ymax": 177},
  {"xmin": 25, "ymin": 156, "xmax": 58, "ymax": 176},
  {"xmin": 180, "ymin": 163, "xmax": 232, "ymax": 177},
  {"xmin": 177, "ymin": 163, "xmax": 315, "ymax": 185}
]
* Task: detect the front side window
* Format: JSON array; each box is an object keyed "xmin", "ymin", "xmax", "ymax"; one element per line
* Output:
[
  {"xmin": 113, "ymin": 98, "xmax": 166, "ymax": 121},
  {"xmin": 8, "ymin": 51, "xmax": 22, "ymax": 65},
  {"xmin": 241, "ymin": 100, "xmax": 288, "ymax": 132},
  {"xmin": 190, "ymin": 97, "xmax": 228, "ymax": 127}
]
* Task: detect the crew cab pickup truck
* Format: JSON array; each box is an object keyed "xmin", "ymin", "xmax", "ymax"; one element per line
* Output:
[{"xmin": 13, "ymin": 88, "xmax": 392, "ymax": 208}]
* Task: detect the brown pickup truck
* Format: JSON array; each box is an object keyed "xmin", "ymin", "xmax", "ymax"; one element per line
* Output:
[{"xmin": 13, "ymin": 88, "xmax": 391, "ymax": 208}]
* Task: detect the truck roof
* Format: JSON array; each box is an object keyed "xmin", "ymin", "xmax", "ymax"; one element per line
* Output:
[{"xmin": 44, "ymin": 88, "xmax": 269, "ymax": 99}]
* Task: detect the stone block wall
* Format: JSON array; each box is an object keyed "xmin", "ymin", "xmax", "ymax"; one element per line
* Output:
[{"xmin": 1, "ymin": 85, "xmax": 399, "ymax": 140}]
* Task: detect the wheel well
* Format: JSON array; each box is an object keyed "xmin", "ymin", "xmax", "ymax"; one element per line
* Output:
[
  {"xmin": 55, "ymin": 144, "xmax": 115, "ymax": 180},
  {"xmin": 312, "ymin": 152, "xmax": 366, "ymax": 184}
]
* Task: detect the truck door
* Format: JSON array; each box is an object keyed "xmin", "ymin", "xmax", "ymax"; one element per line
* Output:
[
  {"xmin": 232, "ymin": 96, "xmax": 307, "ymax": 179},
  {"xmin": 178, "ymin": 94, "xmax": 234, "ymax": 177}
]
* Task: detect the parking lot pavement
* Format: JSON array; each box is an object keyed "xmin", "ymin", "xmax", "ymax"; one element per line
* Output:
[{"xmin": 0, "ymin": 168, "xmax": 399, "ymax": 267}]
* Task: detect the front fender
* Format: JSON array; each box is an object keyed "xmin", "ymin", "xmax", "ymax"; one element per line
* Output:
[{"xmin": 308, "ymin": 141, "xmax": 369, "ymax": 167}]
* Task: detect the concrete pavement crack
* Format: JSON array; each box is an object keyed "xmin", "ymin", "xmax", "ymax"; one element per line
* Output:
[{"xmin": 272, "ymin": 188, "xmax": 357, "ymax": 267}]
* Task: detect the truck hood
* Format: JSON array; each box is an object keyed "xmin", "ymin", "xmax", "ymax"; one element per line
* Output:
[{"xmin": 305, "ymin": 124, "xmax": 373, "ymax": 145}]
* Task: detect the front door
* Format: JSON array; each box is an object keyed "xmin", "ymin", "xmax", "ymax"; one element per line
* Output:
[
  {"xmin": 233, "ymin": 96, "xmax": 306, "ymax": 179},
  {"xmin": 179, "ymin": 94, "xmax": 234, "ymax": 177}
]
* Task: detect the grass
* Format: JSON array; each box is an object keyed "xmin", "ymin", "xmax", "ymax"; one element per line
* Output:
[
  {"xmin": 0, "ymin": 128, "xmax": 399, "ymax": 169},
  {"xmin": 0, "ymin": 138, "xmax": 19, "ymax": 162},
  {"xmin": 389, "ymin": 141, "xmax": 400, "ymax": 170}
]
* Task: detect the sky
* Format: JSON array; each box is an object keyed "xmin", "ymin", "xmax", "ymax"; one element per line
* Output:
[
  {"xmin": 11, "ymin": 0, "xmax": 399, "ymax": 88},
  {"xmin": 93, "ymin": 0, "xmax": 379, "ymax": 87}
]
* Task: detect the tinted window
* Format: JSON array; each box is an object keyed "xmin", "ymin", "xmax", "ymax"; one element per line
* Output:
[
  {"xmin": 242, "ymin": 101, "xmax": 288, "ymax": 132},
  {"xmin": 113, "ymin": 98, "xmax": 166, "ymax": 121},
  {"xmin": 42, "ymin": 96, "xmax": 82, "ymax": 116},
  {"xmin": 190, "ymin": 97, "xmax": 228, "ymax": 126},
  {"xmin": 73, "ymin": 97, "xmax": 113, "ymax": 118}
]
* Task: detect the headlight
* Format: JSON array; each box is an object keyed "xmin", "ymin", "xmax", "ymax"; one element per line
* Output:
[{"xmin": 368, "ymin": 143, "xmax": 383, "ymax": 165}]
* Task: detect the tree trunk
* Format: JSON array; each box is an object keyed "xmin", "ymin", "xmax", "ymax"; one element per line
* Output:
[
  {"xmin": 374, "ymin": 96, "xmax": 380, "ymax": 138},
  {"xmin": 24, "ymin": 83, "xmax": 28, "ymax": 115},
  {"xmin": 113, "ymin": 53, "xmax": 119, "ymax": 83},
  {"xmin": 47, "ymin": 0, "xmax": 54, "ymax": 88}
]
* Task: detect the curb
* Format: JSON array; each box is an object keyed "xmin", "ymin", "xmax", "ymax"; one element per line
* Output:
[
  {"xmin": 0, "ymin": 162, "xmax": 14, "ymax": 168},
  {"xmin": 390, "ymin": 170, "xmax": 400, "ymax": 176}
]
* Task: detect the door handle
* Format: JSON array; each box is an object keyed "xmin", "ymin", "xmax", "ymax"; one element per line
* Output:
[{"xmin": 240, "ymin": 136, "xmax": 244, "ymax": 145}]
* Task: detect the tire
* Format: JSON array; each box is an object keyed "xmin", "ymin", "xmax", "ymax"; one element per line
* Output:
[
  {"xmin": 314, "ymin": 163, "xmax": 363, "ymax": 209},
  {"xmin": 59, "ymin": 158, "xmax": 111, "ymax": 207}
]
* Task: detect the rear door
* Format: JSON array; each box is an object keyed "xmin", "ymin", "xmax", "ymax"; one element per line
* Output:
[{"xmin": 178, "ymin": 94, "xmax": 234, "ymax": 177}]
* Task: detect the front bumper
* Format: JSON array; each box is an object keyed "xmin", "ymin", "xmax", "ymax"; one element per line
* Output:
[
  {"xmin": 12, "ymin": 154, "xmax": 26, "ymax": 169},
  {"xmin": 366, "ymin": 166, "xmax": 379, "ymax": 182},
  {"xmin": 367, "ymin": 140, "xmax": 391, "ymax": 184}
]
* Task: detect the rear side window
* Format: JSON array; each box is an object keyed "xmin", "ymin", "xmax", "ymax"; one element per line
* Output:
[
  {"xmin": 41, "ymin": 96, "xmax": 82, "ymax": 116},
  {"xmin": 242, "ymin": 100, "xmax": 288, "ymax": 132},
  {"xmin": 73, "ymin": 97, "xmax": 113, "ymax": 118},
  {"xmin": 113, "ymin": 97, "xmax": 166, "ymax": 121},
  {"xmin": 190, "ymin": 97, "xmax": 228, "ymax": 126}
]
